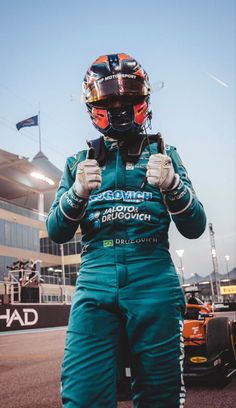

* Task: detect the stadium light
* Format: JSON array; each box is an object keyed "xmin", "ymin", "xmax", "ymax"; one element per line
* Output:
[
  {"xmin": 176, "ymin": 249, "xmax": 184, "ymax": 258},
  {"xmin": 211, "ymin": 248, "xmax": 216, "ymax": 258},
  {"xmin": 30, "ymin": 172, "xmax": 55, "ymax": 186}
]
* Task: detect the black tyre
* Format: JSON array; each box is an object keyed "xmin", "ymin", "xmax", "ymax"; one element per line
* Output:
[{"xmin": 206, "ymin": 317, "xmax": 231, "ymax": 356}]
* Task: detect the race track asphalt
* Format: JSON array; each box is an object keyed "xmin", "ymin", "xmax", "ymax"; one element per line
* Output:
[{"xmin": 0, "ymin": 327, "xmax": 235, "ymax": 408}]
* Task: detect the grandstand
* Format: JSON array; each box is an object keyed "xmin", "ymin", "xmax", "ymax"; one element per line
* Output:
[{"xmin": 0, "ymin": 148, "xmax": 81, "ymax": 288}]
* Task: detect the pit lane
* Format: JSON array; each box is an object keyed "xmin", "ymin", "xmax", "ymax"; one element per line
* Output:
[{"xmin": 0, "ymin": 327, "xmax": 235, "ymax": 408}]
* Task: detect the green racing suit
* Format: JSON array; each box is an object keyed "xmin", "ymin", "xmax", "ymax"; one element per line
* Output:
[{"xmin": 46, "ymin": 137, "xmax": 206, "ymax": 408}]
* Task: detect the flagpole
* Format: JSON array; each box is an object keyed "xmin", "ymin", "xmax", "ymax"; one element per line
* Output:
[{"xmin": 38, "ymin": 110, "xmax": 41, "ymax": 152}]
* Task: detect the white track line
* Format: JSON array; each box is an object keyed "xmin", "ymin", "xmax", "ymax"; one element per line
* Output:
[{"xmin": 0, "ymin": 326, "xmax": 67, "ymax": 336}]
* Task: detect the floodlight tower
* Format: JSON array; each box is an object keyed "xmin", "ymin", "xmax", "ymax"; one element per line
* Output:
[{"xmin": 208, "ymin": 223, "xmax": 221, "ymax": 302}]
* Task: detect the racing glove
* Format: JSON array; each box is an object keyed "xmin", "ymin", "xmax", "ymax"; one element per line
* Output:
[
  {"xmin": 146, "ymin": 154, "xmax": 180, "ymax": 191},
  {"xmin": 73, "ymin": 159, "xmax": 102, "ymax": 199}
]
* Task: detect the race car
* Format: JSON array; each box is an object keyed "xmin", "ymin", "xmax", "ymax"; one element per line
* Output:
[
  {"xmin": 117, "ymin": 296, "xmax": 236, "ymax": 400},
  {"xmin": 183, "ymin": 295, "xmax": 236, "ymax": 382}
]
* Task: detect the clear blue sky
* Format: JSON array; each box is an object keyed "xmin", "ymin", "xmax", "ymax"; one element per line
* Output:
[{"xmin": 0, "ymin": 0, "xmax": 235, "ymax": 278}]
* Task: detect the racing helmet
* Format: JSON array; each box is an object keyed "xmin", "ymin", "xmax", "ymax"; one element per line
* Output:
[{"xmin": 83, "ymin": 53, "xmax": 151, "ymax": 138}]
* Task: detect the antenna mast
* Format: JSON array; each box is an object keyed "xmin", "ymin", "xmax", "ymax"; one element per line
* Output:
[{"xmin": 208, "ymin": 223, "xmax": 221, "ymax": 302}]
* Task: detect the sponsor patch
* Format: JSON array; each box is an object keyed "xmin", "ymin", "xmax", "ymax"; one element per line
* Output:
[
  {"xmin": 126, "ymin": 162, "xmax": 134, "ymax": 170},
  {"xmin": 190, "ymin": 356, "xmax": 207, "ymax": 363},
  {"xmin": 90, "ymin": 190, "xmax": 152, "ymax": 203},
  {"xmin": 102, "ymin": 206, "xmax": 151, "ymax": 223}
]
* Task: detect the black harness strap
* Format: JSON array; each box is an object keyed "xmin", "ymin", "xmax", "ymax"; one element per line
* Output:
[
  {"xmin": 87, "ymin": 133, "xmax": 165, "ymax": 165},
  {"xmin": 86, "ymin": 137, "xmax": 107, "ymax": 166}
]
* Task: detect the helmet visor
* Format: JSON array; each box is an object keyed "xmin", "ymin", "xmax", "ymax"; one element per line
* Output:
[{"xmin": 84, "ymin": 75, "xmax": 150, "ymax": 103}]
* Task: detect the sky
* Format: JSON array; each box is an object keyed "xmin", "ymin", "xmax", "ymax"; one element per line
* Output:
[{"xmin": 0, "ymin": 0, "xmax": 235, "ymax": 278}]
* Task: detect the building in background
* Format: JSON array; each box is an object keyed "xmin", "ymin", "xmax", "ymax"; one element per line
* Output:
[
  {"xmin": 0, "ymin": 148, "xmax": 81, "ymax": 286},
  {"xmin": 182, "ymin": 270, "xmax": 236, "ymax": 302}
]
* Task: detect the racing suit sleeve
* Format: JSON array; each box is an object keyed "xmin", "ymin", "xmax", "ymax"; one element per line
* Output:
[
  {"xmin": 162, "ymin": 148, "xmax": 207, "ymax": 239},
  {"xmin": 46, "ymin": 157, "xmax": 88, "ymax": 244}
]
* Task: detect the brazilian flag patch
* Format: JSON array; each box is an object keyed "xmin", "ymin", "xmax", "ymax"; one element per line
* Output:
[{"xmin": 103, "ymin": 240, "xmax": 114, "ymax": 248}]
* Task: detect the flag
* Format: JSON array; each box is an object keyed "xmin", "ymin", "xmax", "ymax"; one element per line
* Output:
[{"xmin": 16, "ymin": 115, "xmax": 38, "ymax": 131}]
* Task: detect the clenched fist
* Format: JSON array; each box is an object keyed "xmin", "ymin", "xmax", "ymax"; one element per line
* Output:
[
  {"xmin": 73, "ymin": 159, "xmax": 102, "ymax": 199},
  {"xmin": 146, "ymin": 154, "xmax": 179, "ymax": 191}
]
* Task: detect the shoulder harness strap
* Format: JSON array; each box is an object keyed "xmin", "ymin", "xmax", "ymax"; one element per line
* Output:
[
  {"xmin": 87, "ymin": 132, "xmax": 165, "ymax": 165},
  {"xmin": 87, "ymin": 137, "xmax": 107, "ymax": 166}
]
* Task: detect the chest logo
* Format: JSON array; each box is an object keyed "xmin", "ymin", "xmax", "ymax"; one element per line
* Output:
[{"xmin": 126, "ymin": 162, "xmax": 134, "ymax": 170}]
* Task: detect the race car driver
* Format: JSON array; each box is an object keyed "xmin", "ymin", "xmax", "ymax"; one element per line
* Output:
[{"xmin": 46, "ymin": 53, "xmax": 207, "ymax": 408}]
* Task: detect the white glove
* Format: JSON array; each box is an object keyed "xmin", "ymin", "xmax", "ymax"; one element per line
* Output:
[
  {"xmin": 73, "ymin": 159, "xmax": 102, "ymax": 199},
  {"xmin": 146, "ymin": 154, "xmax": 179, "ymax": 191}
]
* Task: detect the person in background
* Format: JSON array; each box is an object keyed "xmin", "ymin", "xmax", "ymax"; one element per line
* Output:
[
  {"xmin": 12, "ymin": 258, "xmax": 29, "ymax": 283},
  {"xmin": 29, "ymin": 259, "xmax": 37, "ymax": 280}
]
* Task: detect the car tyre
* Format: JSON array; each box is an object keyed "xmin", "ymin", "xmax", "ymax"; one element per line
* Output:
[
  {"xmin": 206, "ymin": 317, "xmax": 236, "ymax": 384},
  {"xmin": 206, "ymin": 317, "xmax": 231, "ymax": 356}
]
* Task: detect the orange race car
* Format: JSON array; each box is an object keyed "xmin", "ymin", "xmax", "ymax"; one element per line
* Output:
[
  {"xmin": 183, "ymin": 295, "xmax": 236, "ymax": 382},
  {"xmin": 117, "ymin": 296, "xmax": 236, "ymax": 400}
]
